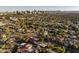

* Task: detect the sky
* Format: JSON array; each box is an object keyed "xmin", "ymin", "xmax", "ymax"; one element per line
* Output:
[{"xmin": 0, "ymin": 6, "xmax": 79, "ymax": 11}]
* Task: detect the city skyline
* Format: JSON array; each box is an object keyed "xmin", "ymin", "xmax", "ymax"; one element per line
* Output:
[{"xmin": 0, "ymin": 6, "xmax": 79, "ymax": 12}]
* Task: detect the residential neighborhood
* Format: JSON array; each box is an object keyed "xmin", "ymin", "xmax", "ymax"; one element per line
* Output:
[{"xmin": 0, "ymin": 10, "xmax": 79, "ymax": 53}]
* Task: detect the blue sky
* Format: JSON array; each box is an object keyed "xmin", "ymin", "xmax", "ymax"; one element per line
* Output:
[{"xmin": 0, "ymin": 6, "xmax": 79, "ymax": 11}]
